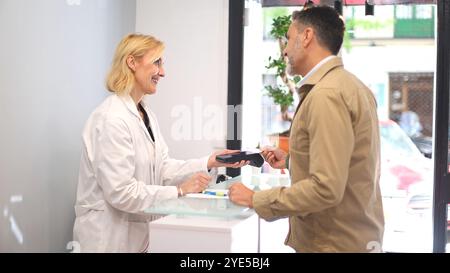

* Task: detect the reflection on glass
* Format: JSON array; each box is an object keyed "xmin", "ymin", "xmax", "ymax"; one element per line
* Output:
[{"xmin": 2, "ymin": 195, "xmax": 25, "ymax": 246}]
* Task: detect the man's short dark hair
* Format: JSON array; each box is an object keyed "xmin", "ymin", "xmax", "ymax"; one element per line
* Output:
[{"xmin": 292, "ymin": 5, "xmax": 345, "ymax": 55}]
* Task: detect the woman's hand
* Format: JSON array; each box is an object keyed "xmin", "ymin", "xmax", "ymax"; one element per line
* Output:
[
  {"xmin": 179, "ymin": 172, "xmax": 211, "ymax": 195},
  {"xmin": 207, "ymin": 149, "xmax": 250, "ymax": 169},
  {"xmin": 261, "ymin": 146, "xmax": 287, "ymax": 169}
]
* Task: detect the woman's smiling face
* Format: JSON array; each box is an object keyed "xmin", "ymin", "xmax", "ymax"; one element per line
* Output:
[{"xmin": 132, "ymin": 50, "xmax": 165, "ymax": 95}]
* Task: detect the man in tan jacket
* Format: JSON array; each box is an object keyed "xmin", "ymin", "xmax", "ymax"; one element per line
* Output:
[{"xmin": 229, "ymin": 5, "xmax": 384, "ymax": 252}]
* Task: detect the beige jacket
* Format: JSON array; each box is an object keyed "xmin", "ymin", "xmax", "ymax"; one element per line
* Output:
[{"xmin": 253, "ymin": 57, "xmax": 384, "ymax": 252}]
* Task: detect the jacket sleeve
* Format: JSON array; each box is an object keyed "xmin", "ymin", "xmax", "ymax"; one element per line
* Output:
[
  {"xmin": 253, "ymin": 88, "xmax": 355, "ymax": 221},
  {"xmin": 94, "ymin": 117, "xmax": 177, "ymax": 214},
  {"xmin": 158, "ymin": 133, "xmax": 217, "ymax": 186}
]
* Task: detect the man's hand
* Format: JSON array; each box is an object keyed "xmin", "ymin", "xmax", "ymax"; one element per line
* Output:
[
  {"xmin": 228, "ymin": 182, "xmax": 254, "ymax": 208},
  {"xmin": 261, "ymin": 146, "xmax": 288, "ymax": 169},
  {"xmin": 179, "ymin": 172, "xmax": 211, "ymax": 195},
  {"xmin": 207, "ymin": 149, "xmax": 250, "ymax": 169}
]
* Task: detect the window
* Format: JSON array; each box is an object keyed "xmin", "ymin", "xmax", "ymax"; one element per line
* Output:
[
  {"xmin": 416, "ymin": 5, "xmax": 433, "ymax": 19},
  {"xmin": 396, "ymin": 5, "xmax": 413, "ymax": 19}
]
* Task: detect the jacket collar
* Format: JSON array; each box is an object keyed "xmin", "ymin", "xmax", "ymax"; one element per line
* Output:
[
  {"xmin": 298, "ymin": 56, "xmax": 343, "ymax": 94},
  {"xmin": 119, "ymin": 94, "xmax": 141, "ymax": 118},
  {"xmin": 118, "ymin": 94, "xmax": 155, "ymax": 144},
  {"xmin": 291, "ymin": 57, "xmax": 344, "ymax": 121}
]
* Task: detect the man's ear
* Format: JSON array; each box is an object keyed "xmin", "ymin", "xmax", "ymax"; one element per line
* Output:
[
  {"xmin": 126, "ymin": 55, "xmax": 136, "ymax": 72},
  {"xmin": 302, "ymin": 27, "xmax": 314, "ymax": 48}
]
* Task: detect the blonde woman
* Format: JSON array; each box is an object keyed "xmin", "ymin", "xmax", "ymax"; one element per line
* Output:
[{"xmin": 73, "ymin": 34, "xmax": 247, "ymax": 253}]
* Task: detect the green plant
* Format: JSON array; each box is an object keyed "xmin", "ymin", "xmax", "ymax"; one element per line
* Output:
[{"xmin": 264, "ymin": 14, "xmax": 300, "ymax": 123}]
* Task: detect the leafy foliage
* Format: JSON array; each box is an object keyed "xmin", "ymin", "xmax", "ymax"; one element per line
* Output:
[
  {"xmin": 270, "ymin": 15, "xmax": 291, "ymax": 39},
  {"xmin": 266, "ymin": 56, "xmax": 286, "ymax": 76},
  {"xmin": 264, "ymin": 85, "xmax": 294, "ymax": 108},
  {"xmin": 264, "ymin": 14, "xmax": 297, "ymax": 115}
]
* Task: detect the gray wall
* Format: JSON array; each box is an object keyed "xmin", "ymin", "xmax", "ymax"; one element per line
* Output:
[{"xmin": 0, "ymin": 0, "xmax": 136, "ymax": 252}]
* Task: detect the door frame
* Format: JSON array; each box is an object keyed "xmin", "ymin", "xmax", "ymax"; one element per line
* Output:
[
  {"xmin": 226, "ymin": 0, "xmax": 245, "ymax": 177},
  {"xmin": 433, "ymin": 0, "xmax": 450, "ymax": 253}
]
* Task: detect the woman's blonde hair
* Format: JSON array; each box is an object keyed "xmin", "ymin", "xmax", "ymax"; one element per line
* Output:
[{"xmin": 106, "ymin": 33, "xmax": 164, "ymax": 95}]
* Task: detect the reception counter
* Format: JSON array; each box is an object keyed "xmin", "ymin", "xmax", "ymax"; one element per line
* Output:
[{"xmin": 145, "ymin": 173, "xmax": 293, "ymax": 253}]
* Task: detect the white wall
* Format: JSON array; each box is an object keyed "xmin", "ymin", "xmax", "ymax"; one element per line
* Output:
[
  {"xmin": 136, "ymin": 0, "xmax": 229, "ymax": 160},
  {"xmin": 0, "ymin": 0, "xmax": 136, "ymax": 252}
]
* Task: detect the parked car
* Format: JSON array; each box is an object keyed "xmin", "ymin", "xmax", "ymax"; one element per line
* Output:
[
  {"xmin": 380, "ymin": 120, "xmax": 449, "ymax": 249},
  {"xmin": 410, "ymin": 135, "xmax": 432, "ymax": 159},
  {"xmin": 379, "ymin": 120, "xmax": 432, "ymax": 197},
  {"xmin": 405, "ymin": 183, "xmax": 450, "ymax": 244}
]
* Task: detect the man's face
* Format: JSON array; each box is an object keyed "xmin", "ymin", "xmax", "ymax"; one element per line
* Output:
[{"xmin": 283, "ymin": 23, "xmax": 307, "ymax": 76}]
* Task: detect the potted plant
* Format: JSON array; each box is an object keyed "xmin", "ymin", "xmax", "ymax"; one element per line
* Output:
[{"xmin": 264, "ymin": 14, "xmax": 301, "ymax": 152}]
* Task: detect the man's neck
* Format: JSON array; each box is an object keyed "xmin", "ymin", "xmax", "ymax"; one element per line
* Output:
[
  {"xmin": 304, "ymin": 51, "xmax": 333, "ymax": 76},
  {"xmin": 297, "ymin": 53, "xmax": 335, "ymax": 88}
]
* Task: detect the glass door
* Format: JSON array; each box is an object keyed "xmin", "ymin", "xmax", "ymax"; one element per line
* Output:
[
  {"xmin": 241, "ymin": 0, "xmax": 439, "ymax": 252},
  {"xmin": 344, "ymin": 2, "xmax": 436, "ymax": 253}
]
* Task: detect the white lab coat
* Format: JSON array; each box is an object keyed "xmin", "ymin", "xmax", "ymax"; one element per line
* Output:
[{"xmin": 73, "ymin": 94, "xmax": 215, "ymax": 252}]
